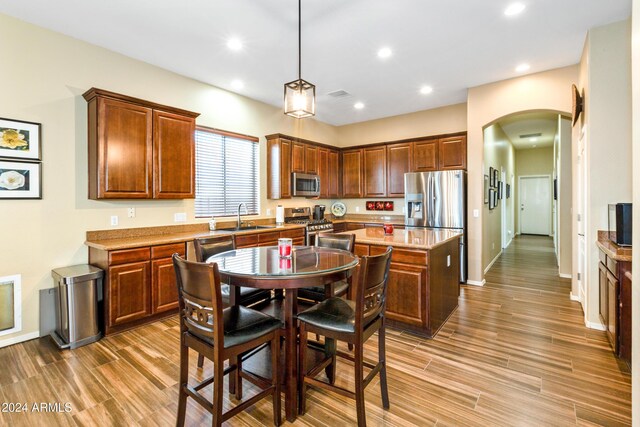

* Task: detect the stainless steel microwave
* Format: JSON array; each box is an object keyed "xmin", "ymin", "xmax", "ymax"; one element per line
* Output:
[{"xmin": 292, "ymin": 173, "xmax": 320, "ymax": 197}]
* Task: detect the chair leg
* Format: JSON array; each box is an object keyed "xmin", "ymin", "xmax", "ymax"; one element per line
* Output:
[
  {"xmin": 212, "ymin": 357, "xmax": 224, "ymax": 427},
  {"xmin": 271, "ymin": 333, "xmax": 282, "ymax": 426},
  {"xmin": 234, "ymin": 355, "xmax": 243, "ymax": 400},
  {"xmin": 197, "ymin": 353, "xmax": 205, "ymax": 368},
  {"xmin": 378, "ymin": 323, "xmax": 390, "ymax": 409},
  {"xmin": 324, "ymin": 337, "xmax": 337, "ymax": 385},
  {"xmin": 298, "ymin": 322, "xmax": 308, "ymax": 415},
  {"xmin": 176, "ymin": 339, "xmax": 189, "ymax": 427},
  {"xmin": 354, "ymin": 342, "xmax": 367, "ymax": 427}
]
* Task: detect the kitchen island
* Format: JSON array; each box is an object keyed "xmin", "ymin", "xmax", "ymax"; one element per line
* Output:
[{"xmin": 339, "ymin": 227, "xmax": 462, "ymax": 338}]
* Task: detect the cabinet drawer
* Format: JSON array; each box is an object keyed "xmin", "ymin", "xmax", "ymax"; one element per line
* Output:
[
  {"xmin": 370, "ymin": 245, "xmax": 427, "ymax": 265},
  {"xmin": 151, "ymin": 242, "xmax": 186, "ymax": 259},
  {"xmin": 347, "ymin": 222, "xmax": 365, "ymax": 230},
  {"xmin": 259, "ymin": 231, "xmax": 281, "ymax": 243},
  {"xmin": 109, "ymin": 247, "xmax": 150, "ymax": 265},
  {"xmin": 280, "ymin": 228, "xmax": 305, "ymax": 238},
  {"xmin": 236, "ymin": 233, "xmax": 259, "ymax": 247}
]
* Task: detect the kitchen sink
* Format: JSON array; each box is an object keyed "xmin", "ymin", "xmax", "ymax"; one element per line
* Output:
[{"xmin": 220, "ymin": 225, "xmax": 276, "ymax": 232}]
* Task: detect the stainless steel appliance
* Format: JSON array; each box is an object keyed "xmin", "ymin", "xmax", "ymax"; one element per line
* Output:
[
  {"xmin": 313, "ymin": 205, "xmax": 326, "ymax": 220},
  {"xmin": 405, "ymin": 170, "xmax": 467, "ymax": 282},
  {"xmin": 284, "ymin": 207, "xmax": 333, "ymax": 245},
  {"xmin": 608, "ymin": 203, "xmax": 632, "ymax": 246},
  {"xmin": 292, "ymin": 173, "xmax": 320, "ymax": 197}
]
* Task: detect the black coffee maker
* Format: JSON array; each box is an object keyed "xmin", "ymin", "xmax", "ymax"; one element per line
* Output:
[{"xmin": 313, "ymin": 205, "xmax": 325, "ymax": 220}]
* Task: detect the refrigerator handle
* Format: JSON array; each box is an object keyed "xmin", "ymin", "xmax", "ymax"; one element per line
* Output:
[{"xmin": 429, "ymin": 175, "xmax": 436, "ymax": 227}]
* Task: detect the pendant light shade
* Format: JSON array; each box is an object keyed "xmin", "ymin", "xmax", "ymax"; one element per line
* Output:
[{"xmin": 284, "ymin": 0, "xmax": 315, "ymax": 118}]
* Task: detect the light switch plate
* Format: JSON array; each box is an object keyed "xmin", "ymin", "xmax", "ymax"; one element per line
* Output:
[
  {"xmin": 174, "ymin": 212, "xmax": 187, "ymax": 222},
  {"xmin": 266, "ymin": 208, "xmax": 272, "ymax": 216},
  {"xmin": 473, "ymin": 209, "xmax": 479, "ymax": 218},
  {"xmin": 110, "ymin": 215, "xmax": 118, "ymax": 226}
]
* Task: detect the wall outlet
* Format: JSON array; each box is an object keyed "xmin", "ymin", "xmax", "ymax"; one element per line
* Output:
[
  {"xmin": 447, "ymin": 255, "xmax": 451, "ymax": 267},
  {"xmin": 110, "ymin": 215, "xmax": 118, "ymax": 226},
  {"xmin": 473, "ymin": 209, "xmax": 479, "ymax": 218},
  {"xmin": 266, "ymin": 208, "xmax": 272, "ymax": 216},
  {"xmin": 355, "ymin": 206, "xmax": 360, "ymax": 213},
  {"xmin": 174, "ymin": 212, "xmax": 187, "ymax": 222},
  {"xmin": 127, "ymin": 207, "xmax": 136, "ymax": 218}
]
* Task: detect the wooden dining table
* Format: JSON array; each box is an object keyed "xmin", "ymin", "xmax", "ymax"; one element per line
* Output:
[{"xmin": 207, "ymin": 245, "xmax": 359, "ymax": 422}]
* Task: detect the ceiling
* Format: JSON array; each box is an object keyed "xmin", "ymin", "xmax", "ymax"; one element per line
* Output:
[
  {"xmin": 0, "ymin": 1, "xmax": 631, "ymax": 126},
  {"xmin": 498, "ymin": 112, "xmax": 561, "ymax": 150}
]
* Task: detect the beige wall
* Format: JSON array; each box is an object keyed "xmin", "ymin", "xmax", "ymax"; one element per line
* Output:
[
  {"xmin": 467, "ymin": 65, "xmax": 577, "ymax": 284},
  {"xmin": 514, "ymin": 146, "xmax": 555, "ymax": 234},
  {"xmin": 0, "ymin": 14, "xmax": 343, "ymax": 345},
  {"xmin": 337, "ymin": 103, "xmax": 467, "ymax": 147},
  {"xmin": 482, "ymin": 124, "xmax": 515, "ymax": 272},
  {"xmin": 574, "ymin": 20, "xmax": 632, "ymax": 327},
  {"xmin": 558, "ymin": 117, "xmax": 573, "ymax": 277},
  {"xmin": 631, "ymin": 0, "xmax": 639, "ymax": 420}
]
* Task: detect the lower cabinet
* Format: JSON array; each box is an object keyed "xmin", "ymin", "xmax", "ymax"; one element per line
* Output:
[
  {"xmin": 152, "ymin": 257, "xmax": 180, "ymax": 313},
  {"xmin": 109, "ymin": 261, "xmax": 151, "ymax": 326}
]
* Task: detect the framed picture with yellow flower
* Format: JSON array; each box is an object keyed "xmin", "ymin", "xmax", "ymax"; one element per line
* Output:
[
  {"xmin": 0, "ymin": 118, "xmax": 41, "ymax": 161},
  {"xmin": 0, "ymin": 160, "xmax": 41, "ymax": 199}
]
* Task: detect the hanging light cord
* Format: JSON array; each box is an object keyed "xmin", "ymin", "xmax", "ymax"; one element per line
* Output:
[{"xmin": 298, "ymin": 0, "xmax": 302, "ymax": 81}]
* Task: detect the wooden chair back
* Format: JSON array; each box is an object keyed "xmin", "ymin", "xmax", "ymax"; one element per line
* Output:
[{"xmin": 354, "ymin": 247, "xmax": 392, "ymax": 329}]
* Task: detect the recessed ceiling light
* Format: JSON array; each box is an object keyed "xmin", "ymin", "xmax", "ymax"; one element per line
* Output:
[
  {"xmin": 231, "ymin": 79, "xmax": 244, "ymax": 90},
  {"xmin": 529, "ymin": 137, "xmax": 538, "ymax": 142},
  {"xmin": 377, "ymin": 47, "xmax": 392, "ymax": 59},
  {"xmin": 227, "ymin": 38, "xmax": 243, "ymax": 51},
  {"xmin": 354, "ymin": 102, "xmax": 365, "ymax": 109},
  {"xmin": 504, "ymin": 3, "xmax": 526, "ymax": 16},
  {"xmin": 420, "ymin": 86, "xmax": 433, "ymax": 95},
  {"xmin": 515, "ymin": 63, "xmax": 530, "ymax": 73}
]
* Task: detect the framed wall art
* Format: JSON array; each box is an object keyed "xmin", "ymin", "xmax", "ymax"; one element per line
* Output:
[
  {"xmin": 0, "ymin": 118, "xmax": 41, "ymax": 161},
  {"xmin": 484, "ymin": 174, "xmax": 489, "ymax": 204},
  {"xmin": 506, "ymin": 183, "xmax": 511, "ymax": 199},
  {"xmin": 489, "ymin": 167, "xmax": 495, "ymax": 187},
  {"xmin": 488, "ymin": 188, "xmax": 496, "ymax": 210},
  {"xmin": 493, "ymin": 187, "xmax": 498, "ymax": 207},
  {"xmin": 0, "ymin": 274, "xmax": 21, "ymax": 337},
  {"xmin": 0, "ymin": 160, "xmax": 42, "ymax": 199},
  {"xmin": 493, "ymin": 168, "xmax": 499, "ymax": 188},
  {"xmin": 497, "ymin": 181, "xmax": 503, "ymax": 200}
]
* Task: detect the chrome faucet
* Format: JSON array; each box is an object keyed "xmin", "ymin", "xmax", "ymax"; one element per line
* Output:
[{"xmin": 237, "ymin": 202, "xmax": 248, "ymax": 228}]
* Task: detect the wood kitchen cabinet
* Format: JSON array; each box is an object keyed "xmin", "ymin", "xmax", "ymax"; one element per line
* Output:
[
  {"xmin": 267, "ymin": 136, "xmax": 292, "ymax": 199},
  {"xmin": 83, "ymin": 88, "xmax": 199, "ymax": 200},
  {"xmin": 387, "ymin": 143, "xmax": 412, "ymax": 197},
  {"xmin": 328, "ymin": 149, "xmax": 340, "ymax": 198},
  {"xmin": 438, "ymin": 135, "xmax": 467, "ymax": 170},
  {"xmin": 412, "ymin": 138, "xmax": 438, "ymax": 172},
  {"xmin": 318, "ymin": 148, "xmax": 340, "ymax": 199},
  {"xmin": 292, "ymin": 141, "xmax": 306, "ymax": 173},
  {"xmin": 363, "ymin": 146, "xmax": 387, "ymax": 197},
  {"xmin": 305, "ymin": 144, "xmax": 318, "ymax": 174},
  {"xmin": 342, "ymin": 149, "xmax": 364, "ymax": 198}
]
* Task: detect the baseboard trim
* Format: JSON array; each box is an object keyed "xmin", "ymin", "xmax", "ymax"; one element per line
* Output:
[
  {"xmin": 585, "ymin": 321, "xmax": 606, "ymax": 331},
  {"xmin": 569, "ymin": 292, "xmax": 581, "ymax": 302},
  {"xmin": 465, "ymin": 279, "xmax": 486, "ymax": 287},
  {"xmin": 0, "ymin": 331, "xmax": 39, "ymax": 348},
  {"xmin": 484, "ymin": 250, "xmax": 503, "ymax": 274},
  {"xmin": 559, "ymin": 273, "xmax": 572, "ymax": 279}
]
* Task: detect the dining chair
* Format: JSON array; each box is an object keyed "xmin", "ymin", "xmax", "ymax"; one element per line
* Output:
[
  {"xmin": 194, "ymin": 234, "xmax": 273, "ymax": 367},
  {"xmin": 297, "ymin": 246, "xmax": 392, "ymax": 427},
  {"xmin": 172, "ymin": 254, "xmax": 282, "ymax": 427},
  {"xmin": 297, "ymin": 233, "xmax": 356, "ymax": 303}
]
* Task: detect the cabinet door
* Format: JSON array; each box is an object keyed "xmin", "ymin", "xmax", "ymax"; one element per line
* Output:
[
  {"xmin": 606, "ymin": 271, "xmax": 618, "ymax": 352},
  {"xmin": 151, "ymin": 258, "xmax": 179, "ymax": 313},
  {"xmin": 267, "ymin": 137, "xmax": 292, "ymax": 199},
  {"xmin": 153, "ymin": 110, "xmax": 196, "ymax": 198},
  {"xmin": 317, "ymin": 148, "xmax": 329, "ymax": 198},
  {"xmin": 363, "ymin": 147, "xmax": 387, "ymax": 197},
  {"xmin": 109, "ymin": 261, "xmax": 151, "ymax": 326},
  {"xmin": 305, "ymin": 145, "xmax": 318, "ymax": 174},
  {"xmin": 385, "ymin": 262, "xmax": 427, "ymax": 327},
  {"xmin": 412, "ymin": 138, "xmax": 438, "ymax": 172},
  {"xmin": 95, "ymin": 97, "xmax": 153, "ymax": 199},
  {"xmin": 598, "ymin": 262, "xmax": 608, "ymax": 326},
  {"xmin": 619, "ymin": 268, "xmax": 632, "ymax": 364},
  {"xmin": 342, "ymin": 149, "xmax": 363, "ymax": 198},
  {"xmin": 328, "ymin": 150, "xmax": 340, "ymax": 198},
  {"xmin": 438, "ymin": 135, "xmax": 467, "ymax": 170},
  {"xmin": 387, "ymin": 143, "xmax": 411, "ymax": 197},
  {"xmin": 292, "ymin": 141, "xmax": 306, "ymax": 173},
  {"xmin": 346, "ymin": 222, "xmax": 365, "ymax": 230}
]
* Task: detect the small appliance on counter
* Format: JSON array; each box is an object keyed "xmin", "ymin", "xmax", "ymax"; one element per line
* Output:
[
  {"xmin": 313, "ymin": 205, "xmax": 326, "ymax": 220},
  {"xmin": 608, "ymin": 203, "xmax": 632, "ymax": 246}
]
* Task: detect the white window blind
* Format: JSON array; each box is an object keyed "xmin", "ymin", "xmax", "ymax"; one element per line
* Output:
[{"xmin": 195, "ymin": 128, "xmax": 259, "ymax": 218}]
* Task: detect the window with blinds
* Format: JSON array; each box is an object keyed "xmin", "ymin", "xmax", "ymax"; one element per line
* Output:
[{"xmin": 195, "ymin": 127, "xmax": 259, "ymax": 218}]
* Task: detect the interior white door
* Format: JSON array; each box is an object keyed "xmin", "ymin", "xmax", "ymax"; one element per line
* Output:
[
  {"xmin": 520, "ymin": 176, "xmax": 551, "ymax": 235},
  {"xmin": 576, "ymin": 129, "xmax": 587, "ymax": 307}
]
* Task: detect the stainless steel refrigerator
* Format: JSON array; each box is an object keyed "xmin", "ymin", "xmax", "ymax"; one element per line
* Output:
[{"xmin": 404, "ymin": 170, "xmax": 467, "ymax": 282}]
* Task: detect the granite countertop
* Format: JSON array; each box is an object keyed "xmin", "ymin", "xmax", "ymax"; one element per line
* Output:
[
  {"xmin": 332, "ymin": 214, "xmax": 405, "ymax": 225},
  {"xmin": 338, "ymin": 227, "xmax": 462, "ymax": 250},
  {"xmin": 596, "ymin": 231, "xmax": 632, "ymax": 262},
  {"xmin": 85, "ymin": 223, "xmax": 306, "ymax": 251}
]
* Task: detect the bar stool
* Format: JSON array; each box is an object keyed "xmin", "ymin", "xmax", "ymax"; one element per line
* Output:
[
  {"xmin": 173, "ymin": 254, "xmax": 282, "ymax": 426},
  {"xmin": 297, "ymin": 246, "xmax": 392, "ymax": 427}
]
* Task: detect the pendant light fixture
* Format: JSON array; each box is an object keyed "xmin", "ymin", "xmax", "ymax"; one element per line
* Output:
[{"xmin": 284, "ymin": 0, "xmax": 315, "ymax": 118}]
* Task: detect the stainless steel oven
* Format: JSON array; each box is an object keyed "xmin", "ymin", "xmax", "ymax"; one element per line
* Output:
[{"xmin": 292, "ymin": 173, "xmax": 320, "ymax": 197}]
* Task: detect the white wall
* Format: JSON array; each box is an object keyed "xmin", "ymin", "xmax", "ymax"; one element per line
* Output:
[
  {"xmin": 558, "ymin": 117, "xmax": 572, "ymax": 277},
  {"xmin": 514, "ymin": 146, "xmax": 555, "ymax": 235}
]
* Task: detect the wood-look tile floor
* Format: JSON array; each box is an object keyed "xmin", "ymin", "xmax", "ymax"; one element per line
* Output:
[{"xmin": 0, "ymin": 236, "xmax": 631, "ymax": 426}]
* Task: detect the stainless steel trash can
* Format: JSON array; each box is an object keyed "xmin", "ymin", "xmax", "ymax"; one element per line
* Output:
[{"xmin": 50, "ymin": 265, "xmax": 103, "ymax": 349}]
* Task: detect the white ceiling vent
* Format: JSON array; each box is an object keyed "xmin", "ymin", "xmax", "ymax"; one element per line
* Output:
[
  {"xmin": 327, "ymin": 90, "xmax": 351, "ymax": 99},
  {"xmin": 519, "ymin": 132, "xmax": 542, "ymax": 139}
]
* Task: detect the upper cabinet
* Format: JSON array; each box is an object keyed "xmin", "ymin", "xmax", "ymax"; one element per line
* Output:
[
  {"xmin": 305, "ymin": 145, "xmax": 318, "ymax": 174},
  {"xmin": 342, "ymin": 149, "xmax": 364, "ymax": 198},
  {"xmin": 267, "ymin": 136, "xmax": 292, "ymax": 199},
  {"xmin": 363, "ymin": 146, "xmax": 387, "ymax": 197},
  {"xmin": 83, "ymin": 88, "xmax": 199, "ymax": 200},
  {"xmin": 291, "ymin": 141, "xmax": 306, "ymax": 173},
  {"xmin": 438, "ymin": 135, "xmax": 467, "ymax": 170},
  {"xmin": 318, "ymin": 147, "xmax": 340, "ymax": 199},
  {"xmin": 386, "ymin": 143, "xmax": 412, "ymax": 197},
  {"xmin": 412, "ymin": 138, "xmax": 438, "ymax": 172}
]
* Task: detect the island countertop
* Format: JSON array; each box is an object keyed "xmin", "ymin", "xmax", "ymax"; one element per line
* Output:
[{"xmin": 338, "ymin": 227, "xmax": 462, "ymax": 250}]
